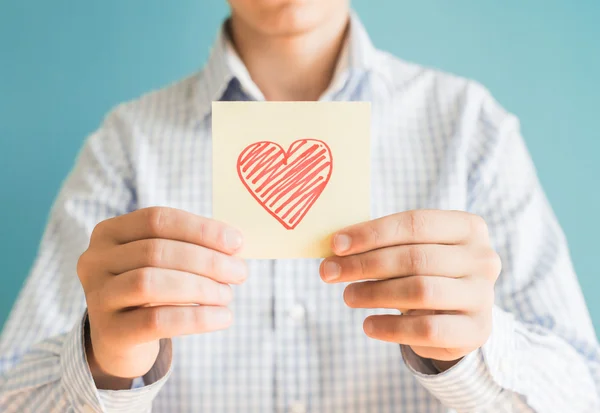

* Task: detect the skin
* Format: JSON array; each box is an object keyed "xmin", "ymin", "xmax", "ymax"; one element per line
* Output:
[
  {"xmin": 320, "ymin": 210, "xmax": 501, "ymax": 371},
  {"xmin": 80, "ymin": 208, "xmax": 247, "ymax": 389},
  {"xmin": 82, "ymin": 0, "xmax": 500, "ymax": 390},
  {"xmin": 228, "ymin": 0, "xmax": 350, "ymax": 100}
]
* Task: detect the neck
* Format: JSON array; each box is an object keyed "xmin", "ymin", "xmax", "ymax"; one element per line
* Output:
[{"xmin": 229, "ymin": 12, "xmax": 350, "ymax": 101}]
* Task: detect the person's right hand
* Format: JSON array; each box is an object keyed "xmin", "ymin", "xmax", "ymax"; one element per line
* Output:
[{"xmin": 76, "ymin": 207, "xmax": 246, "ymax": 389}]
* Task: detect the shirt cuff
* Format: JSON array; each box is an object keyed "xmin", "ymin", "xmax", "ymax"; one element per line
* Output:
[
  {"xmin": 401, "ymin": 306, "xmax": 517, "ymax": 412},
  {"xmin": 60, "ymin": 311, "xmax": 173, "ymax": 412}
]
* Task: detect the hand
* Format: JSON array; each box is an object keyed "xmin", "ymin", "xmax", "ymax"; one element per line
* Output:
[
  {"xmin": 319, "ymin": 210, "xmax": 501, "ymax": 370},
  {"xmin": 77, "ymin": 207, "xmax": 247, "ymax": 389}
]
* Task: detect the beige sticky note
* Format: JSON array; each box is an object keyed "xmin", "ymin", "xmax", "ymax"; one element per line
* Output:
[{"xmin": 212, "ymin": 101, "xmax": 370, "ymax": 259}]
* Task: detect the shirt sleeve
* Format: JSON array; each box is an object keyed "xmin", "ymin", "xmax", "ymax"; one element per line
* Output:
[
  {"xmin": 402, "ymin": 83, "xmax": 600, "ymax": 412},
  {"xmin": 0, "ymin": 106, "xmax": 172, "ymax": 412}
]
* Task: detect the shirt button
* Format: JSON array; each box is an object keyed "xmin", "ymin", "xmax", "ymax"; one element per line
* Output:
[
  {"xmin": 289, "ymin": 401, "xmax": 306, "ymax": 413},
  {"xmin": 288, "ymin": 304, "xmax": 306, "ymax": 323}
]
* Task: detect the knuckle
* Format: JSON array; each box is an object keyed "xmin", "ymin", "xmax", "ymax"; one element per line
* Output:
[
  {"xmin": 143, "ymin": 239, "xmax": 165, "ymax": 267},
  {"xmin": 470, "ymin": 214, "xmax": 489, "ymax": 238},
  {"xmin": 197, "ymin": 221, "xmax": 207, "ymax": 246},
  {"xmin": 131, "ymin": 268, "xmax": 155, "ymax": 300},
  {"xmin": 407, "ymin": 246, "xmax": 428, "ymax": 274},
  {"xmin": 143, "ymin": 307, "xmax": 162, "ymax": 333},
  {"xmin": 145, "ymin": 207, "xmax": 167, "ymax": 236},
  {"xmin": 408, "ymin": 210, "xmax": 427, "ymax": 239},
  {"xmin": 410, "ymin": 277, "xmax": 436, "ymax": 306},
  {"xmin": 207, "ymin": 249, "xmax": 219, "ymax": 275},
  {"xmin": 355, "ymin": 255, "xmax": 370, "ymax": 279},
  {"xmin": 418, "ymin": 317, "xmax": 440, "ymax": 342},
  {"xmin": 76, "ymin": 251, "xmax": 90, "ymax": 280},
  {"xmin": 367, "ymin": 223, "xmax": 381, "ymax": 247},
  {"xmin": 90, "ymin": 220, "xmax": 107, "ymax": 244},
  {"xmin": 482, "ymin": 249, "xmax": 502, "ymax": 280}
]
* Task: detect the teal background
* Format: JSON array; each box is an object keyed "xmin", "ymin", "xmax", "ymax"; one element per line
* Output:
[{"xmin": 0, "ymin": 1, "xmax": 599, "ymax": 332}]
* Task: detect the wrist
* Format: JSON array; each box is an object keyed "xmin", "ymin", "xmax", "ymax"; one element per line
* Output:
[{"xmin": 84, "ymin": 317, "xmax": 133, "ymax": 390}]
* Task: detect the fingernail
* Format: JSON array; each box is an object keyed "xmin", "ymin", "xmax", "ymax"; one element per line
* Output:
[
  {"xmin": 333, "ymin": 234, "xmax": 352, "ymax": 253},
  {"xmin": 221, "ymin": 258, "xmax": 247, "ymax": 281},
  {"xmin": 218, "ymin": 284, "xmax": 233, "ymax": 302},
  {"xmin": 363, "ymin": 318, "xmax": 375, "ymax": 336},
  {"xmin": 224, "ymin": 228, "xmax": 243, "ymax": 251},
  {"xmin": 343, "ymin": 286, "xmax": 356, "ymax": 306},
  {"xmin": 322, "ymin": 260, "xmax": 341, "ymax": 282}
]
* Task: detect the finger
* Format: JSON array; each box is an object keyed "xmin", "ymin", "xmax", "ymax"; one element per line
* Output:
[
  {"xmin": 92, "ymin": 207, "xmax": 243, "ymax": 254},
  {"xmin": 110, "ymin": 305, "xmax": 233, "ymax": 345},
  {"xmin": 321, "ymin": 244, "xmax": 493, "ymax": 283},
  {"xmin": 331, "ymin": 210, "xmax": 488, "ymax": 256},
  {"xmin": 363, "ymin": 313, "xmax": 489, "ymax": 348},
  {"xmin": 102, "ymin": 268, "xmax": 233, "ymax": 310},
  {"xmin": 408, "ymin": 345, "xmax": 473, "ymax": 363},
  {"xmin": 103, "ymin": 239, "xmax": 247, "ymax": 284},
  {"xmin": 344, "ymin": 276, "xmax": 493, "ymax": 312}
]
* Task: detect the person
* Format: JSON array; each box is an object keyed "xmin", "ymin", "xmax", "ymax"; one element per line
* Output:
[{"xmin": 1, "ymin": 0, "xmax": 599, "ymax": 411}]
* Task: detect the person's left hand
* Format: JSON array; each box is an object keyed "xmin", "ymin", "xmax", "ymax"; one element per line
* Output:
[{"xmin": 319, "ymin": 210, "xmax": 501, "ymax": 371}]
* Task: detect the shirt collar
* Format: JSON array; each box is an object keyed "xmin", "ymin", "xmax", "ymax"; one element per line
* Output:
[{"xmin": 196, "ymin": 11, "xmax": 376, "ymax": 117}]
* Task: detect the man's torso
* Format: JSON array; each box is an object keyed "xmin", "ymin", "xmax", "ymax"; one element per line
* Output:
[{"xmin": 124, "ymin": 50, "xmax": 477, "ymax": 411}]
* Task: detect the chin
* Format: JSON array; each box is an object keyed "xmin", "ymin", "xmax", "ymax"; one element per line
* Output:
[
  {"xmin": 231, "ymin": 0, "xmax": 347, "ymax": 37},
  {"xmin": 264, "ymin": 3, "xmax": 325, "ymax": 35}
]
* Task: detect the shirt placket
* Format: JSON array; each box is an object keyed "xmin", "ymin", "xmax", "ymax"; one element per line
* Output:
[{"xmin": 273, "ymin": 258, "xmax": 318, "ymax": 413}]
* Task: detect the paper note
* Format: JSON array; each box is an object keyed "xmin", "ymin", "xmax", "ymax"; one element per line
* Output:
[{"xmin": 212, "ymin": 101, "xmax": 370, "ymax": 259}]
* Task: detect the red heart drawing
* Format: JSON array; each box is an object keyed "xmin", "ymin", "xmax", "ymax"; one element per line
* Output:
[{"xmin": 237, "ymin": 139, "xmax": 333, "ymax": 230}]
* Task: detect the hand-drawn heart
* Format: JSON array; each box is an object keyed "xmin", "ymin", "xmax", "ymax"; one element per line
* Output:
[{"xmin": 237, "ymin": 139, "xmax": 333, "ymax": 230}]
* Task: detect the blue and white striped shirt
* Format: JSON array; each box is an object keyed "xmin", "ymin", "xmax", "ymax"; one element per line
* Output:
[{"xmin": 1, "ymin": 13, "xmax": 599, "ymax": 413}]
